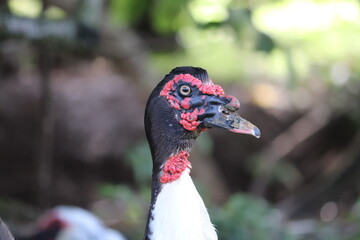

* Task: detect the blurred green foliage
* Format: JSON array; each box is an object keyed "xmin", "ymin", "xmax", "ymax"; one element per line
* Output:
[
  {"xmin": 110, "ymin": 0, "xmax": 148, "ymax": 26},
  {"xmin": 8, "ymin": 0, "xmax": 360, "ymax": 86},
  {"xmin": 111, "ymin": 0, "xmax": 360, "ymax": 86},
  {"xmin": 4, "ymin": 0, "xmax": 360, "ymax": 239},
  {"xmin": 97, "ymin": 183, "xmax": 150, "ymax": 240},
  {"xmin": 97, "ymin": 183, "xmax": 360, "ymax": 240},
  {"xmin": 125, "ymin": 142, "xmax": 153, "ymax": 187},
  {"xmin": 212, "ymin": 194, "xmax": 295, "ymax": 240},
  {"xmin": 8, "ymin": 0, "xmax": 41, "ymax": 17}
]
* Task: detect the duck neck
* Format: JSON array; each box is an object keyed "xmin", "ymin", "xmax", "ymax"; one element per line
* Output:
[
  {"xmin": 144, "ymin": 135, "xmax": 217, "ymax": 240},
  {"xmin": 147, "ymin": 134, "xmax": 196, "ymax": 207},
  {"xmin": 144, "ymin": 133, "xmax": 192, "ymax": 237}
]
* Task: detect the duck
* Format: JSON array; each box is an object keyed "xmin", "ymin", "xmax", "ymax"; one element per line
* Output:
[
  {"xmin": 18, "ymin": 206, "xmax": 126, "ymax": 240},
  {"xmin": 144, "ymin": 66, "xmax": 260, "ymax": 240},
  {"xmin": 1, "ymin": 217, "xmax": 15, "ymax": 240}
]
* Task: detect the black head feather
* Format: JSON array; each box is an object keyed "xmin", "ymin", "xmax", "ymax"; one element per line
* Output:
[
  {"xmin": 144, "ymin": 66, "xmax": 207, "ymax": 166},
  {"xmin": 167, "ymin": 66, "xmax": 210, "ymax": 83}
]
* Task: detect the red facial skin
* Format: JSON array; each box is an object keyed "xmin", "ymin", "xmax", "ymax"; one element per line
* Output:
[
  {"xmin": 226, "ymin": 95, "xmax": 240, "ymax": 109},
  {"xmin": 39, "ymin": 212, "xmax": 68, "ymax": 231},
  {"xmin": 160, "ymin": 74, "xmax": 225, "ymax": 98},
  {"xmin": 199, "ymin": 79, "xmax": 225, "ymax": 96},
  {"xmin": 180, "ymin": 97, "xmax": 191, "ymax": 109},
  {"xmin": 160, "ymin": 74, "xmax": 225, "ymax": 131},
  {"xmin": 160, "ymin": 151, "xmax": 191, "ymax": 183},
  {"xmin": 179, "ymin": 108, "xmax": 206, "ymax": 131},
  {"xmin": 159, "ymin": 74, "xmax": 240, "ymax": 183}
]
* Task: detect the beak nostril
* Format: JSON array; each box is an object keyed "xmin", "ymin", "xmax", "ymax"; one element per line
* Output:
[{"xmin": 225, "ymin": 105, "xmax": 237, "ymax": 112}]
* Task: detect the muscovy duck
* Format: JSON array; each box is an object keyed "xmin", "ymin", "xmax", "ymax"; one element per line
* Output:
[
  {"xmin": 18, "ymin": 206, "xmax": 126, "ymax": 240},
  {"xmin": 1, "ymin": 217, "xmax": 15, "ymax": 240},
  {"xmin": 144, "ymin": 66, "xmax": 260, "ymax": 240}
]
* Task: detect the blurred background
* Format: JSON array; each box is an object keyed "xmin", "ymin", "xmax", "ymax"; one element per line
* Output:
[{"xmin": 1, "ymin": 0, "xmax": 360, "ymax": 239}]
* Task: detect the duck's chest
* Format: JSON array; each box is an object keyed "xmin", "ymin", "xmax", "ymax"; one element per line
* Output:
[{"xmin": 147, "ymin": 172, "xmax": 217, "ymax": 240}]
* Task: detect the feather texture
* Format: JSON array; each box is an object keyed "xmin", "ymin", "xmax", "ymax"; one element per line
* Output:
[{"xmin": 148, "ymin": 170, "xmax": 217, "ymax": 240}]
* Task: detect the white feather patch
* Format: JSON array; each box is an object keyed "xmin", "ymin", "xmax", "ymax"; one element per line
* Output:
[{"xmin": 149, "ymin": 171, "xmax": 217, "ymax": 240}]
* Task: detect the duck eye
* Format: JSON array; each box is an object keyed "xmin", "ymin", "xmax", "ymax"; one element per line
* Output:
[{"xmin": 179, "ymin": 85, "xmax": 192, "ymax": 96}]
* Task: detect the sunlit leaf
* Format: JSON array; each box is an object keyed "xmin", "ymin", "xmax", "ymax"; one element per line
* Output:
[
  {"xmin": 8, "ymin": 0, "xmax": 41, "ymax": 18},
  {"xmin": 44, "ymin": 6, "xmax": 66, "ymax": 20}
]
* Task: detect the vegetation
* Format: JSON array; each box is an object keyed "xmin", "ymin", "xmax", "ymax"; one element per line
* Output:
[{"xmin": 1, "ymin": 0, "xmax": 360, "ymax": 239}]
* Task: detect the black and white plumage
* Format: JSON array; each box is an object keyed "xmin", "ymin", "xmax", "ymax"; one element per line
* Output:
[
  {"xmin": 18, "ymin": 206, "xmax": 126, "ymax": 240},
  {"xmin": 144, "ymin": 67, "xmax": 260, "ymax": 240},
  {"xmin": 1, "ymin": 217, "xmax": 15, "ymax": 240}
]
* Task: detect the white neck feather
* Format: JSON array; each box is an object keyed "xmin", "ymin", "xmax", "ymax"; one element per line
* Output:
[{"xmin": 148, "ymin": 170, "xmax": 218, "ymax": 240}]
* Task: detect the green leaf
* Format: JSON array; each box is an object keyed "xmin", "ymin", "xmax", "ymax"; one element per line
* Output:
[
  {"xmin": 151, "ymin": 0, "xmax": 189, "ymax": 34},
  {"xmin": 255, "ymin": 31, "xmax": 275, "ymax": 53},
  {"xmin": 109, "ymin": 0, "xmax": 148, "ymax": 26}
]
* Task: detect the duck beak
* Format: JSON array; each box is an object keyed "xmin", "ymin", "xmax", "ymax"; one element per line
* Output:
[
  {"xmin": 227, "ymin": 115, "xmax": 261, "ymax": 138},
  {"xmin": 203, "ymin": 105, "xmax": 261, "ymax": 138}
]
